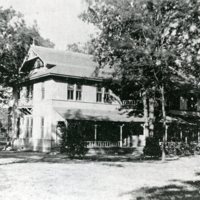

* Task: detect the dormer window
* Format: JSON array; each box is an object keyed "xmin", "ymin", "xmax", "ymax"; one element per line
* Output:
[
  {"xmin": 67, "ymin": 84, "xmax": 74, "ymax": 100},
  {"xmin": 33, "ymin": 59, "xmax": 43, "ymax": 69}
]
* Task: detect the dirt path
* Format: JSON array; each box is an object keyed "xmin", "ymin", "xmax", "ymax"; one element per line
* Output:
[{"xmin": 0, "ymin": 152, "xmax": 200, "ymax": 199}]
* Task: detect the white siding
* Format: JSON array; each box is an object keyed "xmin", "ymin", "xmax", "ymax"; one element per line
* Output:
[{"xmin": 82, "ymin": 85, "xmax": 96, "ymax": 102}]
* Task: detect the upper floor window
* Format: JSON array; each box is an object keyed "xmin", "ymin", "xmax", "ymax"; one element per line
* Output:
[
  {"xmin": 96, "ymin": 87, "xmax": 111, "ymax": 103},
  {"xmin": 76, "ymin": 84, "xmax": 82, "ymax": 101},
  {"xmin": 96, "ymin": 86, "xmax": 102, "ymax": 102},
  {"xmin": 41, "ymin": 117, "xmax": 44, "ymax": 138},
  {"xmin": 170, "ymin": 96, "xmax": 180, "ymax": 110},
  {"xmin": 187, "ymin": 95, "xmax": 197, "ymax": 111},
  {"xmin": 41, "ymin": 82, "xmax": 45, "ymax": 99},
  {"xmin": 27, "ymin": 85, "xmax": 33, "ymax": 99},
  {"xmin": 26, "ymin": 117, "xmax": 33, "ymax": 138},
  {"xmin": 67, "ymin": 84, "xmax": 74, "ymax": 100},
  {"xmin": 104, "ymin": 88, "xmax": 110, "ymax": 103}
]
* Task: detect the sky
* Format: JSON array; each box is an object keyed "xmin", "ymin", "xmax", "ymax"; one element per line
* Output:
[{"xmin": 0, "ymin": 0, "xmax": 95, "ymax": 50}]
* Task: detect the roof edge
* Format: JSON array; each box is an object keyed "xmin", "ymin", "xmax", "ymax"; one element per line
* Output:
[{"xmin": 29, "ymin": 72, "xmax": 105, "ymax": 82}]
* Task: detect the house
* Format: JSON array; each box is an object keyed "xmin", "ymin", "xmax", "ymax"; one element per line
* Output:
[
  {"xmin": 16, "ymin": 45, "xmax": 146, "ymax": 152},
  {"xmin": 166, "ymin": 90, "xmax": 200, "ymax": 143}
]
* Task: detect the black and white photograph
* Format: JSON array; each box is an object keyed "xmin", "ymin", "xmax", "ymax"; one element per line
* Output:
[{"xmin": 0, "ymin": 0, "xmax": 200, "ymax": 199}]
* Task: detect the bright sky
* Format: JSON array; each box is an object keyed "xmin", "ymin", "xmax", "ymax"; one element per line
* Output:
[{"xmin": 0, "ymin": 0, "xmax": 95, "ymax": 50}]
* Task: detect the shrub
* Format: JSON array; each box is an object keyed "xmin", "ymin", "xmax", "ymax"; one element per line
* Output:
[
  {"xmin": 143, "ymin": 137, "xmax": 162, "ymax": 158},
  {"xmin": 60, "ymin": 121, "xmax": 88, "ymax": 158}
]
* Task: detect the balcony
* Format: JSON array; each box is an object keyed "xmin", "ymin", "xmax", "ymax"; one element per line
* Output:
[
  {"xmin": 18, "ymin": 98, "xmax": 33, "ymax": 108},
  {"xmin": 169, "ymin": 109, "xmax": 200, "ymax": 118}
]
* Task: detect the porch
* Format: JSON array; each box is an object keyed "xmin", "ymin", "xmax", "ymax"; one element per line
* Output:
[
  {"xmin": 56, "ymin": 119, "xmax": 145, "ymax": 150},
  {"xmin": 54, "ymin": 107, "xmax": 145, "ymax": 150}
]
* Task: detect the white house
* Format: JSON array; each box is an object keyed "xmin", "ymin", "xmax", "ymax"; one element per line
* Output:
[{"xmin": 16, "ymin": 45, "xmax": 146, "ymax": 152}]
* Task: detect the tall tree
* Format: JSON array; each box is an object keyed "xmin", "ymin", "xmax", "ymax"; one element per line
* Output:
[
  {"xmin": 66, "ymin": 39, "xmax": 96, "ymax": 55},
  {"xmin": 81, "ymin": 0, "xmax": 200, "ymax": 160},
  {"xmin": 0, "ymin": 7, "xmax": 54, "ymax": 138}
]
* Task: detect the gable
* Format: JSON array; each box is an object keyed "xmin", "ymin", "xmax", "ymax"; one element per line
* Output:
[
  {"xmin": 21, "ymin": 45, "xmax": 114, "ymax": 81},
  {"xmin": 22, "ymin": 58, "xmax": 45, "ymax": 73}
]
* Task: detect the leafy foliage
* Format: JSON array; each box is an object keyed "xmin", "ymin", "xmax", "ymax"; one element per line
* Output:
[
  {"xmin": 60, "ymin": 121, "xmax": 88, "ymax": 158},
  {"xmin": 0, "ymin": 7, "xmax": 54, "ymax": 88},
  {"xmin": 81, "ymin": 0, "xmax": 200, "ymax": 98},
  {"xmin": 0, "ymin": 7, "xmax": 54, "ymax": 138},
  {"xmin": 66, "ymin": 40, "xmax": 96, "ymax": 55},
  {"xmin": 143, "ymin": 137, "xmax": 162, "ymax": 157}
]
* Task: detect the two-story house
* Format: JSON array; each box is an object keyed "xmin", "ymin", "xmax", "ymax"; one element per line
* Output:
[
  {"xmin": 167, "ymin": 91, "xmax": 200, "ymax": 143},
  {"xmin": 16, "ymin": 45, "xmax": 145, "ymax": 152}
]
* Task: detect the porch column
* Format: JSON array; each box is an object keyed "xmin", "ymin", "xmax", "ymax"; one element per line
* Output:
[
  {"xmin": 165, "ymin": 124, "xmax": 169, "ymax": 141},
  {"xmin": 120, "ymin": 124, "xmax": 124, "ymax": 147},
  {"xmin": 141, "ymin": 123, "xmax": 147, "ymax": 146},
  {"xmin": 94, "ymin": 124, "xmax": 97, "ymax": 146},
  {"xmin": 180, "ymin": 130, "xmax": 183, "ymax": 140}
]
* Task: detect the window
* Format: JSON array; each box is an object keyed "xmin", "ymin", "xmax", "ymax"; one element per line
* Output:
[
  {"xmin": 41, "ymin": 117, "xmax": 44, "ymax": 138},
  {"xmin": 26, "ymin": 117, "xmax": 33, "ymax": 138},
  {"xmin": 104, "ymin": 88, "xmax": 110, "ymax": 103},
  {"xmin": 25, "ymin": 117, "xmax": 29, "ymax": 138},
  {"xmin": 76, "ymin": 84, "xmax": 82, "ymax": 100},
  {"xmin": 29, "ymin": 117, "xmax": 33, "ymax": 138},
  {"xmin": 187, "ymin": 95, "xmax": 197, "ymax": 111},
  {"xmin": 27, "ymin": 85, "xmax": 33, "ymax": 100},
  {"xmin": 67, "ymin": 84, "xmax": 74, "ymax": 100},
  {"xmin": 33, "ymin": 59, "xmax": 43, "ymax": 69},
  {"xmin": 41, "ymin": 82, "xmax": 45, "ymax": 99},
  {"xmin": 170, "ymin": 96, "xmax": 180, "ymax": 110},
  {"xmin": 96, "ymin": 86, "xmax": 102, "ymax": 102}
]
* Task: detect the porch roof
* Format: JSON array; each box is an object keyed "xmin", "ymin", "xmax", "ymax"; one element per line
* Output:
[
  {"xmin": 54, "ymin": 107, "xmax": 145, "ymax": 123},
  {"xmin": 162, "ymin": 116, "xmax": 196, "ymax": 125}
]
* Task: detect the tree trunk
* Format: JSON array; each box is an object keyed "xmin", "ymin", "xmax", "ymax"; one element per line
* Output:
[
  {"xmin": 142, "ymin": 90, "xmax": 149, "ymax": 140},
  {"xmin": 149, "ymin": 97, "xmax": 155, "ymax": 137},
  {"xmin": 161, "ymin": 85, "xmax": 167, "ymax": 162},
  {"xmin": 11, "ymin": 87, "xmax": 19, "ymax": 142}
]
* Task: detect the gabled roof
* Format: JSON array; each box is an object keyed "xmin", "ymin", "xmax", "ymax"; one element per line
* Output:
[
  {"xmin": 22, "ymin": 45, "xmax": 113, "ymax": 81},
  {"xmin": 29, "ymin": 63, "xmax": 99, "ymax": 80},
  {"xmin": 31, "ymin": 46, "xmax": 95, "ymax": 67}
]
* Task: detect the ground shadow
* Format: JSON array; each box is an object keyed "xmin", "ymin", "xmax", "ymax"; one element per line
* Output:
[
  {"xmin": 0, "ymin": 150, "xmax": 165, "ymax": 165},
  {"xmin": 121, "ymin": 175, "xmax": 200, "ymax": 199}
]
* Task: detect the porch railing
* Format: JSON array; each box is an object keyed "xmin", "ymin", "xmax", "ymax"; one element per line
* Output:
[{"xmin": 86, "ymin": 141, "xmax": 120, "ymax": 148}]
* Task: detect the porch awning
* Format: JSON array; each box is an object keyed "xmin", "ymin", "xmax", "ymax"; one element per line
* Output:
[
  {"xmin": 163, "ymin": 116, "xmax": 196, "ymax": 125},
  {"xmin": 54, "ymin": 107, "xmax": 145, "ymax": 123}
]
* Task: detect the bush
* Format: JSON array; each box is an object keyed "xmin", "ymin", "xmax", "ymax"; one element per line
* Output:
[
  {"xmin": 162, "ymin": 141, "xmax": 199, "ymax": 156},
  {"xmin": 174, "ymin": 142, "xmax": 195, "ymax": 156},
  {"xmin": 143, "ymin": 137, "xmax": 162, "ymax": 158},
  {"xmin": 60, "ymin": 121, "xmax": 88, "ymax": 158}
]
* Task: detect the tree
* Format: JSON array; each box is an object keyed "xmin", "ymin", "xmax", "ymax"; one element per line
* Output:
[
  {"xmin": 0, "ymin": 7, "xmax": 54, "ymax": 138},
  {"xmin": 81, "ymin": 0, "xmax": 200, "ymax": 161},
  {"xmin": 66, "ymin": 39, "xmax": 95, "ymax": 55}
]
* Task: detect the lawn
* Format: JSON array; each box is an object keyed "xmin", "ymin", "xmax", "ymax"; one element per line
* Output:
[{"xmin": 0, "ymin": 152, "xmax": 200, "ymax": 200}]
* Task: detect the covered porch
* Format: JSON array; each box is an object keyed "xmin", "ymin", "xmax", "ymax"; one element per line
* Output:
[
  {"xmin": 155, "ymin": 116, "xmax": 200, "ymax": 144},
  {"xmin": 54, "ymin": 107, "xmax": 145, "ymax": 149}
]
